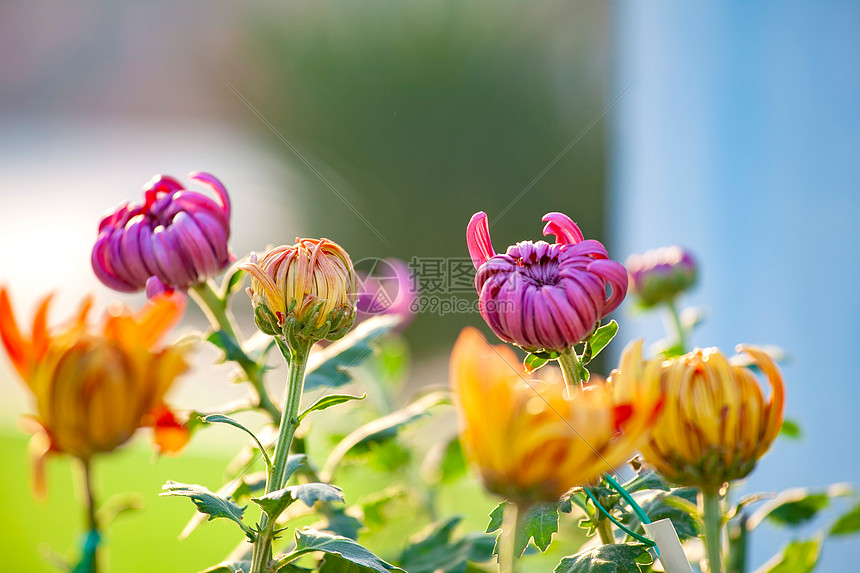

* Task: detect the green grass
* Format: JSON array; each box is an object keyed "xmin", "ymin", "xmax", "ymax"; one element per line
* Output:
[{"xmin": 0, "ymin": 430, "xmax": 240, "ymax": 573}]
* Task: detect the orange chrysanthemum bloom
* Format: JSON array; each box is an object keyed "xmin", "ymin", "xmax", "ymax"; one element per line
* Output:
[
  {"xmin": 0, "ymin": 288, "xmax": 190, "ymax": 491},
  {"xmin": 450, "ymin": 328, "xmax": 660, "ymax": 504},
  {"xmin": 610, "ymin": 341, "xmax": 785, "ymax": 491}
]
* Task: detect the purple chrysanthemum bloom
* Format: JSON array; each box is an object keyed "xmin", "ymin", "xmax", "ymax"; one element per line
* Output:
[
  {"xmin": 466, "ymin": 211, "xmax": 628, "ymax": 352},
  {"xmin": 92, "ymin": 172, "xmax": 233, "ymax": 298},
  {"xmin": 626, "ymin": 246, "xmax": 697, "ymax": 307}
]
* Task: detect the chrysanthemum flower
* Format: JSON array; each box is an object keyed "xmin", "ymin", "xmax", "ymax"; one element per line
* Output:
[
  {"xmin": 466, "ymin": 211, "xmax": 628, "ymax": 353},
  {"xmin": 450, "ymin": 328, "xmax": 659, "ymax": 505},
  {"xmin": 626, "ymin": 246, "xmax": 697, "ymax": 307},
  {"xmin": 0, "ymin": 288, "xmax": 190, "ymax": 491},
  {"xmin": 239, "ymin": 238, "xmax": 357, "ymax": 344},
  {"xmin": 610, "ymin": 340, "xmax": 784, "ymax": 490},
  {"xmin": 92, "ymin": 172, "xmax": 233, "ymax": 298}
]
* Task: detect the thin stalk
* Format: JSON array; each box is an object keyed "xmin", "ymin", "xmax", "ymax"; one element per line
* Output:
[
  {"xmin": 499, "ymin": 502, "xmax": 525, "ymax": 573},
  {"xmin": 79, "ymin": 458, "xmax": 99, "ymax": 573},
  {"xmin": 250, "ymin": 338, "xmax": 313, "ymax": 573},
  {"xmin": 666, "ymin": 298, "xmax": 687, "ymax": 352},
  {"xmin": 190, "ymin": 281, "xmax": 281, "ymax": 422},
  {"xmin": 557, "ymin": 349, "xmax": 585, "ymax": 397},
  {"xmin": 702, "ymin": 489, "xmax": 724, "ymax": 573},
  {"xmin": 596, "ymin": 516, "xmax": 615, "ymax": 545}
]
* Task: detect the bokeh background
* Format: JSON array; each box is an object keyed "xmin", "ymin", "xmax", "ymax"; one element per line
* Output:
[{"xmin": 1, "ymin": 1, "xmax": 858, "ymax": 571}]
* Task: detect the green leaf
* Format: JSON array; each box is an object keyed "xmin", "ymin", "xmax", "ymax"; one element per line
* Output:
[
  {"xmin": 203, "ymin": 414, "xmax": 271, "ymax": 469},
  {"xmin": 620, "ymin": 470, "xmax": 671, "ymax": 495},
  {"xmin": 485, "ymin": 501, "xmax": 559, "ymax": 556},
  {"xmin": 180, "ymin": 472, "xmax": 268, "ymax": 539},
  {"xmin": 780, "ymin": 419, "xmax": 803, "ymax": 440},
  {"xmin": 362, "ymin": 487, "xmax": 407, "ymax": 528},
  {"xmin": 830, "ymin": 500, "xmax": 860, "ymax": 536},
  {"xmin": 207, "ymin": 330, "xmax": 256, "ymax": 370},
  {"xmin": 298, "ymin": 393, "xmax": 367, "ymax": 423},
  {"xmin": 584, "ymin": 320, "xmax": 619, "ymax": 362},
  {"xmin": 318, "ymin": 554, "xmax": 376, "ymax": 573},
  {"xmin": 422, "ymin": 437, "xmax": 467, "ymax": 485},
  {"xmin": 200, "ymin": 561, "xmax": 252, "ymax": 573},
  {"xmin": 559, "ymin": 491, "xmax": 589, "ymax": 515},
  {"xmin": 756, "ymin": 538, "xmax": 821, "ymax": 573},
  {"xmin": 282, "ymin": 454, "xmax": 308, "ymax": 483},
  {"xmin": 524, "ymin": 353, "xmax": 549, "ymax": 373},
  {"xmin": 253, "ymin": 483, "xmax": 344, "ymax": 519},
  {"xmin": 748, "ymin": 484, "xmax": 853, "ymax": 530},
  {"xmin": 285, "ymin": 528, "xmax": 404, "ymax": 572},
  {"xmin": 553, "ymin": 543, "xmax": 652, "ymax": 573},
  {"xmin": 304, "ymin": 315, "xmax": 399, "ymax": 390},
  {"xmin": 399, "ymin": 516, "xmax": 495, "ymax": 573},
  {"xmin": 620, "ymin": 488, "xmax": 701, "ymax": 541},
  {"xmin": 160, "ymin": 481, "xmax": 254, "ymax": 540},
  {"xmin": 223, "ymin": 267, "xmax": 246, "ymax": 296},
  {"xmin": 321, "ymin": 392, "xmax": 448, "ymax": 481}
]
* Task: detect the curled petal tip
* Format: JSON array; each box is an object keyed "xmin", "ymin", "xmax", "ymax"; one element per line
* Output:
[
  {"xmin": 466, "ymin": 211, "xmax": 495, "ymax": 270},
  {"xmin": 541, "ymin": 212, "xmax": 584, "ymax": 245}
]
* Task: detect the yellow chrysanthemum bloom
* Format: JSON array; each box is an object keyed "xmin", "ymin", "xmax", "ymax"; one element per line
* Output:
[
  {"xmin": 240, "ymin": 238, "xmax": 357, "ymax": 344},
  {"xmin": 450, "ymin": 328, "xmax": 660, "ymax": 505},
  {"xmin": 0, "ymin": 288, "xmax": 189, "ymax": 491},
  {"xmin": 611, "ymin": 341, "xmax": 785, "ymax": 491}
]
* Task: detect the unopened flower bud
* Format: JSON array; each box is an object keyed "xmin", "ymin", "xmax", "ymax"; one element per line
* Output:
[
  {"xmin": 626, "ymin": 246, "xmax": 697, "ymax": 307},
  {"xmin": 239, "ymin": 238, "xmax": 357, "ymax": 346}
]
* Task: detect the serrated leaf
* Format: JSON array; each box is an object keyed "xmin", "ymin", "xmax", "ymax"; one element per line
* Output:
[
  {"xmin": 207, "ymin": 330, "xmax": 256, "ymax": 370},
  {"xmin": 161, "ymin": 482, "xmax": 254, "ymax": 540},
  {"xmin": 485, "ymin": 502, "xmax": 559, "ymax": 556},
  {"xmin": 755, "ymin": 538, "xmax": 821, "ymax": 573},
  {"xmin": 830, "ymin": 500, "xmax": 860, "ymax": 536},
  {"xmin": 524, "ymin": 353, "xmax": 549, "ymax": 373},
  {"xmin": 621, "ymin": 470, "xmax": 671, "ymax": 495},
  {"xmin": 254, "ymin": 483, "xmax": 344, "ymax": 519},
  {"xmin": 559, "ymin": 491, "xmax": 589, "ymax": 514},
  {"xmin": 321, "ymin": 392, "xmax": 448, "ymax": 481},
  {"xmin": 585, "ymin": 320, "xmax": 619, "ymax": 362},
  {"xmin": 553, "ymin": 543, "xmax": 652, "ymax": 573},
  {"xmin": 285, "ymin": 528, "xmax": 404, "ymax": 572},
  {"xmin": 748, "ymin": 484, "xmax": 853, "ymax": 530},
  {"xmin": 780, "ymin": 419, "xmax": 803, "ymax": 440},
  {"xmin": 298, "ymin": 393, "xmax": 367, "ymax": 423},
  {"xmin": 399, "ymin": 516, "xmax": 495, "ymax": 573},
  {"xmin": 304, "ymin": 315, "xmax": 399, "ymax": 390},
  {"xmin": 203, "ymin": 414, "xmax": 271, "ymax": 469},
  {"xmin": 181, "ymin": 472, "xmax": 267, "ymax": 539},
  {"xmin": 200, "ymin": 561, "xmax": 252, "ymax": 573}
]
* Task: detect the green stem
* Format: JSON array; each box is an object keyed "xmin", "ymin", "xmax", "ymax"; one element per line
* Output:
[
  {"xmin": 79, "ymin": 458, "xmax": 99, "ymax": 573},
  {"xmin": 557, "ymin": 349, "xmax": 585, "ymax": 397},
  {"xmin": 499, "ymin": 502, "xmax": 524, "ymax": 573},
  {"xmin": 190, "ymin": 281, "xmax": 281, "ymax": 422},
  {"xmin": 702, "ymin": 489, "xmax": 724, "ymax": 573},
  {"xmin": 666, "ymin": 298, "xmax": 687, "ymax": 352},
  {"xmin": 250, "ymin": 338, "xmax": 313, "ymax": 573},
  {"xmin": 596, "ymin": 516, "xmax": 615, "ymax": 545}
]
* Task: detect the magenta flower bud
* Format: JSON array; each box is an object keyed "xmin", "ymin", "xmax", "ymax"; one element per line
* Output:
[
  {"xmin": 466, "ymin": 211, "xmax": 628, "ymax": 353},
  {"xmin": 92, "ymin": 172, "xmax": 233, "ymax": 297},
  {"xmin": 626, "ymin": 246, "xmax": 697, "ymax": 307}
]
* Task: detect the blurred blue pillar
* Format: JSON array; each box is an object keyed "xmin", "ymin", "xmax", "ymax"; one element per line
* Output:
[{"xmin": 611, "ymin": 3, "xmax": 860, "ymax": 571}]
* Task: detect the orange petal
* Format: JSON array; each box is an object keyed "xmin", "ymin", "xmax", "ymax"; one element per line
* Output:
[
  {"xmin": 31, "ymin": 293, "xmax": 54, "ymax": 363},
  {"xmin": 0, "ymin": 287, "xmax": 33, "ymax": 380},
  {"xmin": 134, "ymin": 294, "xmax": 185, "ymax": 348}
]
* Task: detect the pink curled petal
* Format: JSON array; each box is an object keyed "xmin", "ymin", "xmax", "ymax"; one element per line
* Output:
[
  {"xmin": 543, "ymin": 285, "xmax": 582, "ymax": 345},
  {"xmin": 145, "ymin": 276, "xmax": 174, "ymax": 300},
  {"xmin": 567, "ymin": 239, "xmax": 609, "ymax": 259},
  {"xmin": 164, "ymin": 192, "xmax": 230, "ymax": 230},
  {"xmin": 91, "ymin": 234, "xmax": 137, "ymax": 292},
  {"xmin": 587, "ymin": 259, "xmax": 629, "ymax": 315},
  {"xmin": 170, "ymin": 212, "xmax": 219, "ymax": 282},
  {"xmin": 542, "ymin": 212, "xmax": 584, "ymax": 245},
  {"xmin": 108, "ymin": 227, "xmax": 136, "ymax": 286},
  {"xmin": 151, "ymin": 227, "xmax": 196, "ymax": 287},
  {"xmin": 188, "ymin": 211, "xmax": 230, "ymax": 264},
  {"xmin": 144, "ymin": 174, "xmax": 183, "ymax": 194},
  {"xmin": 466, "ymin": 212, "xmax": 496, "ymax": 270},
  {"xmin": 119, "ymin": 215, "xmax": 152, "ymax": 285},
  {"xmin": 189, "ymin": 171, "xmax": 231, "ymax": 219}
]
